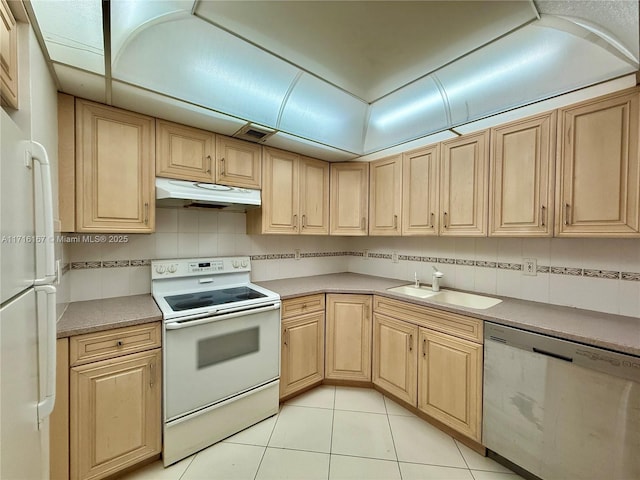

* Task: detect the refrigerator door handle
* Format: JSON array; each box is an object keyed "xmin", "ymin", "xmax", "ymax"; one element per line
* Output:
[
  {"xmin": 36, "ymin": 284, "xmax": 56, "ymax": 425},
  {"xmin": 31, "ymin": 142, "xmax": 57, "ymax": 285}
]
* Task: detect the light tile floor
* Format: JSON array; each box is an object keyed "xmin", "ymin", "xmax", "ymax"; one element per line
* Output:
[{"xmin": 121, "ymin": 386, "xmax": 524, "ymax": 480}]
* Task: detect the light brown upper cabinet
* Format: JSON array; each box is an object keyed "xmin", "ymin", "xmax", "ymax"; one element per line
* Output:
[
  {"xmin": 216, "ymin": 135, "xmax": 262, "ymax": 189},
  {"xmin": 75, "ymin": 99, "xmax": 155, "ymax": 233},
  {"xmin": 0, "ymin": 0, "xmax": 18, "ymax": 109},
  {"xmin": 556, "ymin": 88, "xmax": 640, "ymax": 237},
  {"xmin": 402, "ymin": 145, "xmax": 440, "ymax": 235},
  {"xmin": 330, "ymin": 162, "xmax": 369, "ymax": 235},
  {"xmin": 369, "ymin": 155, "xmax": 402, "ymax": 235},
  {"xmin": 247, "ymin": 147, "xmax": 328, "ymax": 234},
  {"xmin": 489, "ymin": 112, "xmax": 556, "ymax": 237},
  {"xmin": 440, "ymin": 131, "xmax": 490, "ymax": 236},
  {"xmin": 156, "ymin": 120, "xmax": 214, "ymax": 182}
]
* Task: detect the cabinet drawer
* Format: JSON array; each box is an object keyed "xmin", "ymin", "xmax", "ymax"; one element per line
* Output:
[
  {"xmin": 373, "ymin": 296, "xmax": 483, "ymax": 344},
  {"xmin": 70, "ymin": 323, "xmax": 162, "ymax": 366},
  {"xmin": 281, "ymin": 294, "xmax": 325, "ymax": 319}
]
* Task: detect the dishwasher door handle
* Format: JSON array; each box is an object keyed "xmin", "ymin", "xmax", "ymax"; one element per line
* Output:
[{"xmin": 532, "ymin": 347, "xmax": 573, "ymax": 363}]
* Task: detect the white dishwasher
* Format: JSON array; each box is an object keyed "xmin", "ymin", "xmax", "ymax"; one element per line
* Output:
[{"xmin": 483, "ymin": 322, "xmax": 640, "ymax": 480}]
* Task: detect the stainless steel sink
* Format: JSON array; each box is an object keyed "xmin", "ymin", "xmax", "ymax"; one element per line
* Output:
[{"xmin": 387, "ymin": 285, "xmax": 502, "ymax": 309}]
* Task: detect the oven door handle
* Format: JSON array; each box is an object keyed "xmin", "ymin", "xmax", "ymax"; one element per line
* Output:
[{"xmin": 165, "ymin": 303, "xmax": 281, "ymax": 330}]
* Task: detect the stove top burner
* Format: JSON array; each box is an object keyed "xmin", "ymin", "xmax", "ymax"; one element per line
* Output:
[{"xmin": 164, "ymin": 286, "xmax": 267, "ymax": 311}]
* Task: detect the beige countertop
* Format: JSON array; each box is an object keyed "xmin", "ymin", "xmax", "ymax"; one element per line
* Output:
[
  {"xmin": 257, "ymin": 273, "xmax": 640, "ymax": 356},
  {"xmin": 57, "ymin": 294, "xmax": 162, "ymax": 338}
]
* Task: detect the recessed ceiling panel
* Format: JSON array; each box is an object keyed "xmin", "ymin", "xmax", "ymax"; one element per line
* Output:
[
  {"xmin": 31, "ymin": 0, "xmax": 104, "ymax": 74},
  {"xmin": 195, "ymin": 1, "xmax": 537, "ymax": 102},
  {"xmin": 264, "ymin": 133, "xmax": 358, "ymax": 162},
  {"xmin": 365, "ymin": 76, "xmax": 447, "ymax": 154},
  {"xmin": 278, "ymin": 74, "xmax": 368, "ymax": 154},
  {"xmin": 438, "ymin": 19, "xmax": 637, "ymax": 126},
  {"xmin": 111, "ymin": 81, "xmax": 246, "ymax": 136},
  {"xmin": 112, "ymin": 16, "xmax": 300, "ymax": 128}
]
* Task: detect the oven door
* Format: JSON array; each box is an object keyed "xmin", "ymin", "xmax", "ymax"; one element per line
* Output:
[{"xmin": 164, "ymin": 303, "xmax": 280, "ymax": 421}]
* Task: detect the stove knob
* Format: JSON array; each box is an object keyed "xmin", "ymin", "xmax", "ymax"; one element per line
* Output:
[
  {"xmin": 241, "ymin": 260, "xmax": 248, "ymax": 268},
  {"xmin": 168, "ymin": 264, "xmax": 177, "ymax": 273},
  {"xmin": 155, "ymin": 265, "xmax": 166, "ymax": 274},
  {"xmin": 232, "ymin": 260, "xmax": 239, "ymax": 268}
]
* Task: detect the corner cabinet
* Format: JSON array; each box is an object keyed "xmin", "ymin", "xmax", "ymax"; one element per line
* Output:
[
  {"xmin": 247, "ymin": 148, "xmax": 329, "ymax": 235},
  {"xmin": 440, "ymin": 131, "xmax": 489, "ymax": 236},
  {"xmin": 68, "ymin": 323, "xmax": 162, "ymax": 480},
  {"xmin": 75, "ymin": 99, "xmax": 155, "ymax": 233},
  {"xmin": 156, "ymin": 119, "xmax": 215, "ymax": 182},
  {"xmin": 330, "ymin": 162, "xmax": 369, "ymax": 235},
  {"xmin": 489, "ymin": 111, "xmax": 556, "ymax": 237},
  {"xmin": 0, "ymin": 0, "xmax": 18, "ymax": 109},
  {"xmin": 555, "ymin": 88, "xmax": 640, "ymax": 237},
  {"xmin": 325, "ymin": 294, "xmax": 372, "ymax": 382},
  {"xmin": 280, "ymin": 294, "xmax": 325, "ymax": 399}
]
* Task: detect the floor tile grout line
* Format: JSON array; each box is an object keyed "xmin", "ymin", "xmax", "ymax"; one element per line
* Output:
[
  {"xmin": 176, "ymin": 454, "xmax": 197, "ymax": 480},
  {"xmin": 453, "ymin": 439, "xmax": 474, "ymax": 476},
  {"xmin": 383, "ymin": 402, "xmax": 402, "ymax": 479},
  {"xmin": 328, "ymin": 386, "xmax": 337, "ymax": 480},
  {"xmin": 253, "ymin": 411, "xmax": 281, "ymax": 480}
]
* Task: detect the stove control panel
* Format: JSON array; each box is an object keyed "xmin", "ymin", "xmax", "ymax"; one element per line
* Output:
[{"xmin": 151, "ymin": 256, "xmax": 251, "ymax": 279}]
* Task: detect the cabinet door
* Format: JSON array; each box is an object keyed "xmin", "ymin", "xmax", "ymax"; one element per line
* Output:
[
  {"xmin": 156, "ymin": 120, "xmax": 214, "ymax": 182},
  {"xmin": 75, "ymin": 100, "xmax": 155, "ymax": 232},
  {"xmin": 261, "ymin": 147, "xmax": 299, "ymax": 233},
  {"xmin": 418, "ymin": 328, "xmax": 482, "ymax": 442},
  {"xmin": 0, "ymin": 0, "xmax": 18, "ymax": 109},
  {"xmin": 369, "ymin": 155, "xmax": 402, "ymax": 236},
  {"xmin": 556, "ymin": 89, "xmax": 640, "ymax": 237},
  {"xmin": 490, "ymin": 112, "xmax": 555, "ymax": 236},
  {"xmin": 325, "ymin": 294, "xmax": 372, "ymax": 382},
  {"xmin": 299, "ymin": 156, "xmax": 329, "ymax": 235},
  {"xmin": 216, "ymin": 135, "xmax": 262, "ymax": 189},
  {"xmin": 440, "ymin": 131, "xmax": 489, "ymax": 236},
  {"xmin": 280, "ymin": 311, "xmax": 325, "ymax": 399},
  {"xmin": 372, "ymin": 313, "xmax": 417, "ymax": 406},
  {"xmin": 70, "ymin": 349, "xmax": 161, "ymax": 480},
  {"xmin": 402, "ymin": 145, "xmax": 439, "ymax": 235},
  {"xmin": 330, "ymin": 162, "xmax": 369, "ymax": 235}
]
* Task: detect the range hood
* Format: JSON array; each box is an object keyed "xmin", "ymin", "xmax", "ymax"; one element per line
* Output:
[{"xmin": 155, "ymin": 178, "xmax": 261, "ymax": 211}]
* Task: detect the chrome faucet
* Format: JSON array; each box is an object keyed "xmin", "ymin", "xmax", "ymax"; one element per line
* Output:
[
  {"xmin": 432, "ymin": 266, "xmax": 444, "ymax": 292},
  {"xmin": 414, "ymin": 272, "xmax": 420, "ymax": 288}
]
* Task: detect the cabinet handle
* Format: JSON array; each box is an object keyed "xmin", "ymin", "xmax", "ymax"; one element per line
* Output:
[
  {"xmin": 283, "ymin": 328, "xmax": 289, "ymax": 346},
  {"xmin": 564, "ymin": 203, "xmax": 570, "ymax": 226},
  {"xmin": 144, "ymin": 203, "xmax": 149, "ymax": 225},
  {"xmin": 422, "ymin": 338, "xmax": 427, "ymax": 357},
  {"xmin": 409, "ymin": 334, "xmax": 413, "ymax": 352},
  {"xmin": 393, "ymin": 215, "xmax": 398, "ymax": 230},
  {"xmin": 443, "ymin": 212, "xmax": 448, "ymax": 228},
  {"xmin": 302, "ymin": 214, "xmax": 307, "ymax": 228},
  {"xmin": 220, "ymin": 157, "xmax": 225, "ymax": 176},
  {"xmin": 364, "ymin": 304, "xmax": 369, "ymax": 319},
  {"xmin": 541, "ymin": 205, "xmax": 546, "ymax": 227},
  {"xmin": 149, "ymin": 361, "xmax": 155, "ymax": 388},
  {"xmin": 361, "ymin": 217, "xmax": 367, "ymax": 232},
  {"xmin": 293, "ymin": 214, "xmax": 298, "ymax": 231},
  {"xmin": 206, "ymin": 155, "xmax": 212, "ymax": 174},
  {"xmin": 430, "ymin": 212, "xmax": 435, "ymax": 228},
  {"xmin": 116, "ymin": 340, "xmax": 123, "ymax": 347}
]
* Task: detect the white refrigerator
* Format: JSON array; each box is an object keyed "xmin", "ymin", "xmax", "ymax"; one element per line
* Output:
[{"xmin": 1, "ymin": 108, "xmax": 57, "ymax": 479}]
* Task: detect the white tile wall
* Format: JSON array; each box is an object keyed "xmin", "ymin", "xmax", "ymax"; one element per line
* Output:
[{"xmin": 65, "ymin": 206, "xmax": 640, "ymax": 317}]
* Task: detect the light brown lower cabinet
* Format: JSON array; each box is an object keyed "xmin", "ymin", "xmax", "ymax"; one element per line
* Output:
[
  {"xmin": 372, "ymin": 312, "xmax": 418, "ymax": 406},
  {"xmin": 50, "ymin": 323, "xmax": 162, "ymax": 480},
  {"xmin": 325, "ymin": 294, "xmax": 372, "ymax": 382},
  {"xmin": 418, "ymin": 328, "xmax": 483, "ymax": 442},
  {"xmin": 280, "ymin": 295, "xmax": 325, "ymax": 399}
]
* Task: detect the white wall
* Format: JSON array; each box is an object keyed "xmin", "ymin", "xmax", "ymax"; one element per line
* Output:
[
  {"xmin": 66, "ymin": 208, "xmax": 350, "ymax": 302},
  {"xmin": 65, "ymin": 206, "xmax": 640, "ymax": 318},
  {"xmin": 347, "ymin": 236, "xmax": 640, "ymax": 317}
]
